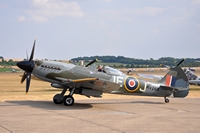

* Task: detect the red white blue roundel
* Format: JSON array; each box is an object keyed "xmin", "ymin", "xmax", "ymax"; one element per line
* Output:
[{"xmin": 124, "ymin": 77, "xmax": 140, "ymax": 92}]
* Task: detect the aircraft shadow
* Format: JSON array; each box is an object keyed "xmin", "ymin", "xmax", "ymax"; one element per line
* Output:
[
  {"xmin": 5, "ymin": 99, "xmax": 164, "ymax": 111},
  {"xmin": 6, "ymin": 100, "xmax": 93, "ymax": 110},
  {"xmin": 86, "ymin": 99, "xmax": 164, "ymax": 105},
  {"xmin": 130, "ymin": 100, "xmax": 164, "ymax": 104}
]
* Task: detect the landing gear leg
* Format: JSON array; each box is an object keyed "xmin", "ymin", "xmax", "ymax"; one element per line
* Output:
[
  {"xmin": 63, "ymin": 87, "xmax": 76, "ymax": 106},
  {"xmin": 164, "ymin": 97, "xmax": 170, "ymax": 103},
  {"xmin": 53, "ymin": 88, "xmax": 67, "ymax": 104}
]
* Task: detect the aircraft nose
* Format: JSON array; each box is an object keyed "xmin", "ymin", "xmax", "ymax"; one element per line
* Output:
[{"xmin": 17, "ymin": 61, "xmax": 34, "ymax": 72}]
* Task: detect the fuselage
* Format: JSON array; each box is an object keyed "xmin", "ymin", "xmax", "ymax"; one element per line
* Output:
[{"xmin": 31, "ymin": 60, "xmax": 188, "ymax": 98}]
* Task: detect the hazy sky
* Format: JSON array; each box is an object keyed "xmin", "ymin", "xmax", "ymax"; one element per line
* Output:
[{"xmin": 1, "ymin": 0, "xmax": 200, "ymax": 60}]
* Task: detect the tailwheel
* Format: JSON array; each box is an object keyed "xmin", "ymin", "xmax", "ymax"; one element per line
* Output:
[
  {"xmin": 164, "ymin": 97, "xmax": 170, "ymax": 103},
  {"xmin": 63, "ymin": 95, "xmax": 74, "ymax": 106}
]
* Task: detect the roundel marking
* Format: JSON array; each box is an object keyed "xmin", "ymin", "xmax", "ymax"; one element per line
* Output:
[
  {"xmin": 124, "ymin": 76, "xmax": 140, "ymax": 92},
  {"xmin": 128, "ymin": 80, "xmax": 135, "ymax": 87}
]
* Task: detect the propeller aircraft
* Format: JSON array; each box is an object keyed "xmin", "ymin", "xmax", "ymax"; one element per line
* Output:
[
  {"xmin": 17, "ymin": 40, "xmax": 189, "ymax": 106},
  {"xmin": 184, "ymin": 68, "xmax": 200, "ymax": 86}
]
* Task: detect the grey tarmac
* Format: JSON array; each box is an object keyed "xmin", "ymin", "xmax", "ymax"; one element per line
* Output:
[{"xmin": 0, "ymin": 98, "xmax": 200, "ymax": 133}]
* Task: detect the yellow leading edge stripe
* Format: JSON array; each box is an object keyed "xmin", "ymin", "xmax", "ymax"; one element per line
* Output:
[{"xmin": 72, "ymin": 78, "xmax": 98, "ymax": 82}]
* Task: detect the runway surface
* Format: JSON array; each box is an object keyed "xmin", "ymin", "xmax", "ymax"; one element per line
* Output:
[{"xmin": 0, "ymin": 98, "xmax": 200, "ymax": 133}]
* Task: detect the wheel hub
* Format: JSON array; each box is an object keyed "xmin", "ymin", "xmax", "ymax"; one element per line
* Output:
[{"xmin": 66, "ymin": 98, "xmax": 72, "ymax": 104}]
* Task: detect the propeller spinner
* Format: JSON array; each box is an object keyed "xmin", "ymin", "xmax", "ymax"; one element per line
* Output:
[{"xmin": 17, "ymin": 40, "xmax": 36, "ymax": 93}]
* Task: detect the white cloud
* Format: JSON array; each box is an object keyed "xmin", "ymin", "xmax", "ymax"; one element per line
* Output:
[
  {"xmin": 29, "ymin": 15, "xmax": 49, "ymax": 23},
  {"xmin": 102, "ymin": 0, "xmax": 112, "ymax": 2},
  {"xmin": 0, "ymin": 3, "xmax": 8, "ymax": 9},
  {"xmin": 19, "ymin": 0, "xmax": 84, "ymax": 23},
  {"xmin": 153, "ymin": 29, "xmax": 160, "ymax": 34},
  {"xmin": 133, "ymin": 7, "xmax": 163, "ymax": 16},
  {"xmin": 107, "ymin": 31, "xmax": 121, "ymax": 38},
  {"xmin": 99, "ymin": 9, "xmax": 120, "ymax": 19},
  {"xmin": 171, "ymin": 9, "xmax": 192, "ymax": 23},
  {"xmin": 192, "ymin": 0, "xmax": 200, "ymax": 5},
  {"xmin": 17, "ymin": 15, "xmax": 26, "ymax": 22},
  {"xmin": 196, "ymin": 23, "xmax": 200, "ymax": 28}
]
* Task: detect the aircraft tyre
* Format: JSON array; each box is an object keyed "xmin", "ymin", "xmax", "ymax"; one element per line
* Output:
[
  {"xmin": 53, "ymin": 94, "xmax": 63, "ymax": 104},
  {"xmin": 63, "ymin": 95, "xmax": 74, "ymax": 106},
  {"xmin": 165, "ymin": 98, "xmax": 169, "ymax": 103},
  {"xmin": 53, "ymin": 99, "xmax": 63, "ymax": 104}
]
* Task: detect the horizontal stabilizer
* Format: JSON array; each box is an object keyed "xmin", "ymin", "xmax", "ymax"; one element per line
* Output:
[
  {"xmin": 189, "ymin": 80, "xmax": 200, "ymax": 86},
  {"xmin": 160, "ymin": 85, "xmax": 179, "ymax": 92}
]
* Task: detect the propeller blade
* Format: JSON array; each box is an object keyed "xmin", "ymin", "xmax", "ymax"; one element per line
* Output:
[
  {"xmin": 21, "ymin": 72, "xmax": 27, "ymax": 83},
  {"xmin": 175, "ymin": 59, "xmax": 185, "ymax": 67},
  {"xmin": 17, "ymin": 39, "xmax": 36, "ymax": 93},
  {"xmin": 26, "ymin": 50, "xmax": 29, "ymax": 60},
  {"xmin": 26, "ymin": 72, "xmax": 31, "ymax": 93},
  {"xmin": 85, "ymin": 58, "xmax": 98, "ymax": 67},
  {"xmin": 29, "ymin": 39, "xmax": 36, "ymax": 61}
]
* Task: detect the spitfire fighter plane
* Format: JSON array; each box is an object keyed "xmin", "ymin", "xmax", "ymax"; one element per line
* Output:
[
  {"xmin": 184, "ymin": 68, "xmax": 200, "ymax": 86},
  {"xmin": 17, "ymin": 40, "xmax": 189, "ymax": 106}
]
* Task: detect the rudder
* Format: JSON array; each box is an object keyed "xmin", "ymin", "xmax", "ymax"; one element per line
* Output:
[{"xmin": 158, "ymin": 66, "xmax": 189, "ymax": 97}]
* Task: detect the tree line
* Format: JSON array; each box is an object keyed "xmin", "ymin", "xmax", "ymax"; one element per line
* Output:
[
  {"xmin": 0, "ymin": 59, "xmax": 18, "ymax": 66},
  {"xmin": 71, "ymin": 56, "xmax": 200, "ymax": 68},
  {"xmin": 1, "ymin": 56, "xmax": 200, "ymax": 68}
]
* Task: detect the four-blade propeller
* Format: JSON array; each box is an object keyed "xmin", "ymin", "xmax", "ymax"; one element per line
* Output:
[{"xmin": 17, "ymin": 40, "xmax": 36, "ymax": 93}]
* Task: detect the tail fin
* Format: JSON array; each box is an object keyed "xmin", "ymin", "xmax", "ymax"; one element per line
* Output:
[
  {"xmin": 158, "ymin": 66, "xmax": 189, "ymax": 97},
  {"xmin": 165, "ymin": 75, "xmax": 176, "ymax": 87}
]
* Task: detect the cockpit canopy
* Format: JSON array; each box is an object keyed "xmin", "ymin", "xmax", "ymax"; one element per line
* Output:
[
  {"xmin": 104, "ymin": 66, "xmax": 124, "ymax": 76},
  {"xmin": 88, "ymin": 64, "xmax": 124, "ymax": 76}
]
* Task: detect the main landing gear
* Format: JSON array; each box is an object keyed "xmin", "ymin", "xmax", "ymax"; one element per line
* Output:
[
  {"xmin": 164, "ymin": 97, "xmax": 170, "ymax": 103},
  {"xmin": 53, "ymin": 87, "xmax": 76, "ymax": 106}
]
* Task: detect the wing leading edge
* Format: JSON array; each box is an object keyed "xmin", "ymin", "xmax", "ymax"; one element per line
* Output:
[{"xmin": 55, "ymin": 77, "xmax": 99, "ymax": 83}]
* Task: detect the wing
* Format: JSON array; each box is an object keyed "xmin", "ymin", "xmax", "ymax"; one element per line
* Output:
[
  {"xmin": 55, "ymin": 77, "xmax": 99, "ymax": 83},
  {"xmin": 137, "ymin": 73, "xmax": 163, "ymax": 80},
  {"xmin": 54, "ymin": 77, "xmax": 120, "ymax": 97}
]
